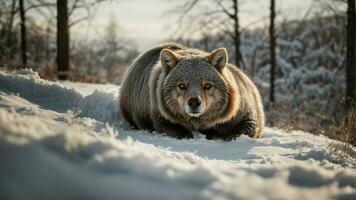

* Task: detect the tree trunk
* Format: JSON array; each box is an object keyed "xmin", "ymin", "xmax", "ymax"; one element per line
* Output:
[
  {"xmin": 346, "ymin": 0, "xmax": 356, "ymax": 106},
  {"xmin": 232, "ymin": 0, "xmax": 241, "ymax": 68},
  {"xmin": 269, "ymin": 0, "xmax": 276, "ymax": 103},
  {"xmin": 57, "ymin": 0, "xmax": 70, "ymax": 80},
  {"xmin": 5, "ymin": 0, "xmax": 16, "ymax": 44},
  {"xmin": 19, "ymin": 0, "xmax": 27, "ymax": 68},
  {"xmin": 4, "ymin": 0, "xmax": 17, "ymax": 66}
]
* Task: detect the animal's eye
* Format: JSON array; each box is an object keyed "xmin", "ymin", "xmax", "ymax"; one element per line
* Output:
[
  {"xmin": 178, "ymin": 83, "xmax": 186, "ymax": 90},
  {"xmin": 204, "ymin": 83, "xmax": 212, "ymax": 90}
]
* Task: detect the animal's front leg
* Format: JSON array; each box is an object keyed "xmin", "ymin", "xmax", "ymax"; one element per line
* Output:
[
  {"xmin": 226, "ymin": 119, "xmax": 260, "ymax": 140},
  {"xmin": 205, "ymin": 119, "xmax": 260, "ymax": 141},
  {"xmin": 153, "ymin": 114, "xmax": 193, "ymax": 139},
  {"xmin": 201, "ymin": 128, "xmax": 222, "ymax": 140}
]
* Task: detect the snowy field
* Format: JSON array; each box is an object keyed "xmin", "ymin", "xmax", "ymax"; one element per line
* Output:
[{"xmin": 0, "ymin": 69, "xmax": 355, "ymax": 200}]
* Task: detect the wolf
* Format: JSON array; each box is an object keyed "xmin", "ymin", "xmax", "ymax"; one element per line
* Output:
[{"xmin": 119, "ymin": 43, "xmax": 264, "ymax": 140}]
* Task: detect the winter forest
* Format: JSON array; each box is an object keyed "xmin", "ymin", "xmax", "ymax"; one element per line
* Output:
[{"xmin": 0, "ymin": 0, "xmax": 355, "ymax": 199}]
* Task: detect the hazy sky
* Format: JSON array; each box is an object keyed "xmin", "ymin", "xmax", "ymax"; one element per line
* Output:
[{"xmin": 72, "ymin": 0, "xmax": 315, "ymax": 51}]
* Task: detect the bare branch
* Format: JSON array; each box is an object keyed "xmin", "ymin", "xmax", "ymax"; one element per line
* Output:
[
  {"xmin": 68, "ymin": 0, "xmax": 108, "ymax": 26},
  {"xmin": 69, "ymin": 12, "xmax": 90, "ymax": 27},
  {"xmin": 68, "ymin": 0, "xmax": 81, "ymax": 16},
  {"xmin": 25, "ymin": 2, "xmax": 55, "ymax": 12},
  {"xmin": 214, "ymin": 0, "xmax": 235, "ymax": 19}
]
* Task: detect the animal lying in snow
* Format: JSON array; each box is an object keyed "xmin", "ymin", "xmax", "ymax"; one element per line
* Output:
[{"xmin": 119, "ymin": 43, "xmax": 264, "ymax": 141}]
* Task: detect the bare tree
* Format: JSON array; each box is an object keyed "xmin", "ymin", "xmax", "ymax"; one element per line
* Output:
[
  {"xmin": 269, "ymin": 0, "xmax": 276, "ymax": 103},
  {"xmin": 15, "ymin": 0, "xmax": 55, "ymax": 68},
  {"xmin": 232, "ymin": 0, "xmax": 242, "ymax": 68},
  {"xmin": 0, "ymin": 0, "xmax": 18, "ymax": 65},
  {"xmin": 57, "ymin": 0, "xmax": 69, "ymax": 80},
  {"xmin": 56, "ymin": 0, "xmax": 109, "ymax": 80},
  {"xmin": 19, "ymin": 0, "xmax": 27, "ymax": 68},
  {"xmin": 0, "ymin": 0, "xmax": 110, "ymax": 75},
  {"xmin": 346, "ymin": 0, "xmax": 355, "ymax": 106},
  {"xmin": 171, "ymin": 0, "xmax": 245, "ymax": 68},
  {"xmin": 219, "ymin": 0, "xmax": 243, "ymax": 67},
  {"xmin": 6, "ymin": 0, "xmax": 17, "ymax": 46}
]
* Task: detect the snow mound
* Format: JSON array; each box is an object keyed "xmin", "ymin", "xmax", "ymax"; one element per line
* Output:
[
  {"xmin": 0, "ymin": 69, "xmax": 82, "ymax": 112},
  {"xmin": 0, "ymin": 70, "xmax": 355, "ymax": 200},
  {"xmin": 77, "ymin": 90, "xmax": 121, "ymax": 125},
  {"xmin": 0, "ymin": 69, "xmax": 120, "ymax": 124}
]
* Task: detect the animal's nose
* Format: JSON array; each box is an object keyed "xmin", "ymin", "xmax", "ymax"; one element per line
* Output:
[{"xmin": 188, "ymin": 97, "xmax": 201, "ymax": 109}]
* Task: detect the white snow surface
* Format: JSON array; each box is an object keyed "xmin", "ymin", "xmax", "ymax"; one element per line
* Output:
[{"xmin": 0, "ymin": 69, "xmax": 355, "ymax": 200}]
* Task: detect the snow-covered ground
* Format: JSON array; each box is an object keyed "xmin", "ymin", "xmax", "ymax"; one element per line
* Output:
[{"xmin": 0, "ymin": 69, "xmax": 355, "ymax": 200}]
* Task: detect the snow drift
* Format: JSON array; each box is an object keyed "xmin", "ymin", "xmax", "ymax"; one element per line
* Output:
[{"xmin": 0, "ymin": 69, "xmax": 355, "ymax": 200}]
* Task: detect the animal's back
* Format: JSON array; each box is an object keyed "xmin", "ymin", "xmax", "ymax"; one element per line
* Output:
[{"xmin": 119, "ymin": 43, "xmax": 183, "ymax": 130}]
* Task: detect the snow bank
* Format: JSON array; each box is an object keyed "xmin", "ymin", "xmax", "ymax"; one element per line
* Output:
[
  {"xmin": 77, "ymin": 90, "xmax": 121, "ymax": 125},
  {"xmin": 0, "ymin": 69, "xmax": 82, "ymax": 112},
  {"xmin": 0, "ymin": 69, "xmax": 120, "ymax": 124},
  {"xmin": 0, "ymin": 70, "xmax": 355, "ymax": 200}
]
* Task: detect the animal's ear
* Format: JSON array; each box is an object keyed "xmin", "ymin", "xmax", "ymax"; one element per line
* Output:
[
  {"xmin": 207, "ymin": 48, "xmax": 228, "ymax": 71},
  {"xmin": 160, "ymin": 49, "xmax": 180, "ymax": 71}
]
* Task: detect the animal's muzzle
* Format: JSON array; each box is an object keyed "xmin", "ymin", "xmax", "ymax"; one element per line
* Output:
[{"xmin": 188, "ymin": 97, "xmax": 201, "ymax": 110}]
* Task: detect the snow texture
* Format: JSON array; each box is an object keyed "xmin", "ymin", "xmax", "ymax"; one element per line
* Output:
[{"xmin": 0, "ymin": 69, "xmax": 355, "ymax": 200}]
